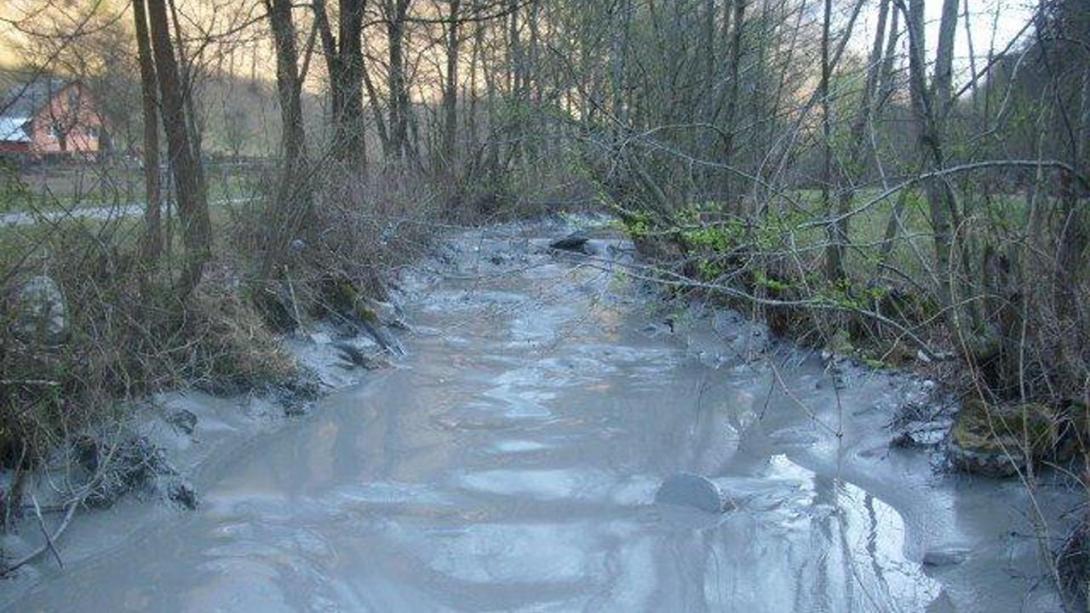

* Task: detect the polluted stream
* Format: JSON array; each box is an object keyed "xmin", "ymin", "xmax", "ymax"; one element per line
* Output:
[{"xmin": 2, "ymin": 220, "xmax": 1076, "ymax": 611}]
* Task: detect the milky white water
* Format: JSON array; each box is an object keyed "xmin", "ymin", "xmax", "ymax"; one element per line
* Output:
[{"xmin": 2, "ymin": 221, "xmax": 1073, "ymax": 612}]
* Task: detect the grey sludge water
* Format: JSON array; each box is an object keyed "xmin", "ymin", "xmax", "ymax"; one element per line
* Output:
[{"xmin": 1, "ymin": 222, "xmax": 1074, "ymax": 612}]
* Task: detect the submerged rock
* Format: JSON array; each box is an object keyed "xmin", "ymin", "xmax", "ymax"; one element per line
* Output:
[
  {"xmin": 922, "ymin": 547, "xmax": 970, "ymax": 567},
  {"xmin": 654, "ymin": 473, "xmax": 726, "ymax": 513},
  {"xmin": 549, "ymin": 232, "xmax": 590, "ymax": 253},
  {"xmin": 273, "ymin": 366, "xmax": 323, "ymax": 416},
  {"xmin": 11, "ymin": 275, "xmax": 69, "ymax": 345},
  {"xmin": 890, "ymin": 431, "xmax": 921, "ymax": 449},
  {"xmin": 164, "ymin": 477, "xmax": 198, "ymax": 510},
  {"xmin": 945, "ymin": 399, "xmax": 1061, "ymax": 478},
  {"xmin": 166, "ymin": 408, "xmax": 198, "ymax": 435},
  {"xmin": 334, "ymin": 342, "xmax": 393, "ymax": 371}
]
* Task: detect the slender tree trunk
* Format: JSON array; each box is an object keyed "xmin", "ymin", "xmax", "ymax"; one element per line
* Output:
[
  {"xmin": 441, "ymin": 0, "xmax": 462, "ymax": 171},
  {"xmin": 133, "ymin": 0, "xmax": 161, "ymax": 264},
  {"xmin": 828, "ymin": 0, "xmax": 891, "ymax": 281},
  {"xmin": 1053, "ymin": 64, "xmax": 1090, "ymax": 321},
  {"xmin": 933, "ymin": 0, "xmax": 959, "ymax": 115},
  {"xmin": 721, "ymin": 0, "xmax": 746, "ymax": 205},
  {"xmin": 361, "ymin": 58, "xmax": 391, "ymax": 155},
  {"xmin": 263, "ymin": 0, "xmax": 312, "ymax": 277},
  {"xmin": 899, "ymin": 0, "xmax": 958, "ymax": 321},
  {"xmin": 820, "ymin": 0, "xmax": 835, "ymax": 280},
  {"xmin": 386, "ymin": 0, "xmax": 411, "ymax": 161},
  {"xmin": 146, "ymin": 0, "xmax": 211, "ymax": 296}
]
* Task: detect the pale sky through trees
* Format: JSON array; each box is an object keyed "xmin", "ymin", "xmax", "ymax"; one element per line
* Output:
[
  {"xmin": 851, "ymin": 0, "xmax": 1036, "ymax": 85},
  {"xmin": 0, "ymin": 1, "xmax": 1041, "ymax": 88},
  {"xmin": 930, "ymin": 0, "xmax": 1035, "ymax": 72}
]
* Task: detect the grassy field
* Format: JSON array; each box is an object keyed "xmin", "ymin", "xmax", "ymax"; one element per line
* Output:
[
  {"xmin": 0, "ymin": 161, "xmax": 266, "ymax": 213},
  {"xmin": 0, "ymin": 191, "xmax": 254, "ymax": 277},
  {"xmin": 777, "ymin": 186, "xmax": 1029, "ymax": 284}
]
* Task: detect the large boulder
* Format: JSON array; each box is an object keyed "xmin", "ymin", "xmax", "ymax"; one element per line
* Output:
[
  {"xmin": 946, "ymin": 399, "xmax": 1062, "ymax": 477},
  {"xmin": 11, "ymin": 275, "xmax": 69, "ymax": 345},
  {"xmin": 654, "ymin": 473, "xmax": 727, "ymax": 512}
]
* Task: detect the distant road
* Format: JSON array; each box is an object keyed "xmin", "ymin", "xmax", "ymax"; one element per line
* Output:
[{"xmin": 0, "ymin": 197, "xmax": 255, "ymax": 227}]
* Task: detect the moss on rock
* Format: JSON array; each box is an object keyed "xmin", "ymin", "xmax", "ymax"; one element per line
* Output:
[{"xmin": 947, "ymin": 399, "xmax": 1070, "ymax": 477}]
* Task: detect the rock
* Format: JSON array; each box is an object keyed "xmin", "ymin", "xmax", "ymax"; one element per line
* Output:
[
  {"xmin": 164, "ymin": 477, "xmax": 199, "ymax": 510},
  {"xmin": 890, "ymin": 431, "xmax": 919, "ymax": 449},
  {"xmin": 655, "ymin": 473, "xmax": 726, "ymax": 513},
  {"xmin": 362, "ymin": 319, "xmax": 404, "ymax": 355},
  {"xmin": 549, "ymin": 232, "xmax": 590, "ymax": 253},
  {"xmin": 922, "ymin": 547, "xmax": 970, "ymax": 567},
  {"xmin": 334, "ymin": 342, "xmax": 393, "ymax": 371},
  {"xmin": 273, "ymin": 366, "xmax": 323, "ymax": 416},
  {"xmin": 359, "ymin": 298, "xmax": 403, "ymax": 327},
  {"xmin": 11, "ymin": 275, "xmax": 69, "ymax": 345},
  {"xmin": 946, "ymin": 399, "xmax": 1061, "ymax": 477},
  {"xmin": 166, "ymin": 408, "xmax": 198, "ymax": 435}
]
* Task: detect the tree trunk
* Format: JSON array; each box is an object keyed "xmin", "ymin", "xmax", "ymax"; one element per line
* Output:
[
  {"xmin": 313, "ymin": 0, "xmax": 367, "ymax": 170},
  {"xmin": 899, "ymin": 0, "xmax": 958, "ymax": 322},
  {"xmin": 721, "ymin": 0, "xmax": 746, "ymax": 205},
  {"xmin": 146, "ymin": 0, "xmax": 211, "ymax": 296},
  {"xmin": 440, "ymin": 0, "xmax": 462, "ymax": 171},
  {"xmin": 133, "ymin": 0, "xmax": 161, "ymax": 264},
  {"xmin": 828, "ymin": 0, "xmax": 891, "ymax": 281},
  {"xmin": 386, "ymin": 0, "xmax": 411, "ymax": 161},
  {"xmin": 263, "ymin": 0, "xmax": 312, "ymax": 277},
  {"xmin": 1053, "ymin": 66, "xmax": 1090, "ymax": 322},
  {"xmin": 820, "ymin": 0, "xmax": 835, "ymax": 280}
]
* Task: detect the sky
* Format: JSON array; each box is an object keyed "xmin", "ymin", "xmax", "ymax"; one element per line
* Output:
[
  {"xmin": 0, "ymin": 0, "xmax": 1042, "ymax": 81},
  {"xmin": 893, "ymin": 0, "xmax": 1036, "ymax": 82}
]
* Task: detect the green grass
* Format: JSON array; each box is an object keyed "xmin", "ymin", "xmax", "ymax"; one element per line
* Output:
[
  {"xmin": 0, "ymin": 193, "xmax": 249, "ymax": 277},
  {"xmin": 764, "ymin": 187, "xmax": 1028, "ymax": 284},
  {"xmin": 1, "ymin": 164, "xmax": 262, "ymax": 213}
]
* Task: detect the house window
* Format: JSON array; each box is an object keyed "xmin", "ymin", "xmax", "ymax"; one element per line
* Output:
[{"xmin": 50, "ymin": 122, "xmax": 63, "ymax": 140}]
